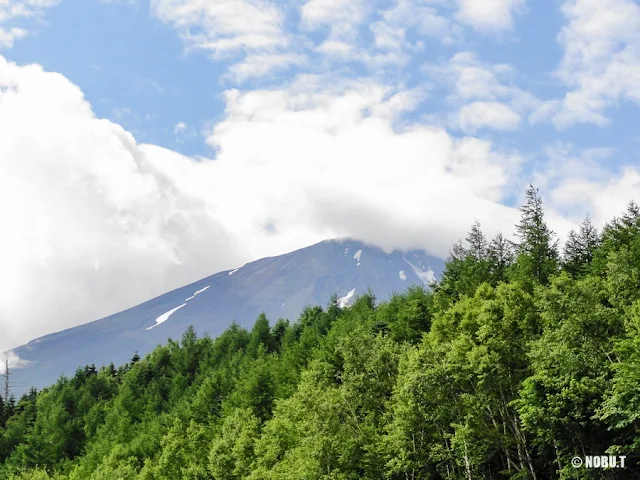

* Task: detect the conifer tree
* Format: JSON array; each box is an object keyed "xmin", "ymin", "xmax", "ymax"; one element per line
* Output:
[
  {"xmin": 622, "ymin": 200, "xmax": 640, "ymax": 227},
  {"xmin": 513, "ymin": 185, "xmax": 559, "ymax": 284},
  {"xmin": 563, "ymin": 216, "xmax": 600, "ymax": 276},
  {"xmin": 466, "ymin": 221, "xmax": 488, "ymax": 261},
  {"xmin": 487, "ymin": 232, "xmax": 515, "ymax": 283},
  {"xmin": 248, "ymin": 313, "xmax": 274, "ymax": 356},
  {"xmin": 451, "ymin": 239, "xmax": 467, "ymax": 260}
]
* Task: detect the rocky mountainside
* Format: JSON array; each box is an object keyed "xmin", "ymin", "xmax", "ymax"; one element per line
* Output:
[{"xmin": 10, "ymin": 238, "xmax": 444, "ymax": 394}]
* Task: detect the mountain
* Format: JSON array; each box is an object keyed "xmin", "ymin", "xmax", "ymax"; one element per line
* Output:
[{"xmin": 10, "ymin": 238, "xmax": 444, "ymax": 395}]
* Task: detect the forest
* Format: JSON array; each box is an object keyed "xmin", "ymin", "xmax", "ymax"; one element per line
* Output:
[{"xmin": 1, "ymin": 185, "xmax": 640, "ymax": 479}]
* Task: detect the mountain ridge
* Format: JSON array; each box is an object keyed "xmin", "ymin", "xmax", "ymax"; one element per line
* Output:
[{"xmin": 9, "ymin": 238, "xmax": 444, "ymax": 394}]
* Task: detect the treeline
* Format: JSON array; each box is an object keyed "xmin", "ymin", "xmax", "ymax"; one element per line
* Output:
[{"xmin": 2, "ymin": 186, "xmax": 640, "ymax": 478}]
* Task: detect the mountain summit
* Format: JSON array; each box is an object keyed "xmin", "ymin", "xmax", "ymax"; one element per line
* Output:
[{"xmin": 10, "ymin": 238, "xmax": 444, "ymax": 394}]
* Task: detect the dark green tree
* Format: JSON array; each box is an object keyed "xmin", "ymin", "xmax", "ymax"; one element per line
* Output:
[
  {"xmin": 247, "ymin": 313, "xmax": 274, "ymax": 357},
  {"xmin": 513, "ymin": 185, "xmax": 559, "ymax": 285},
  {"xmin": 563, "ymin": 216, "xmax": 600, "ymax": 276},
  {"xmin": 487, "ymin": 232, "xmax": 515, "ymax": 284}
]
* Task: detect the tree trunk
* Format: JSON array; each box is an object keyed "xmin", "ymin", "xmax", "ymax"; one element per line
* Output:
[
  {"xmin": 463, "ymin": 439, "xmax": 473, "ymax": 480},
  {"xmin": 554, "ymin": 439, "xmax": 563, "ymax": 478}
]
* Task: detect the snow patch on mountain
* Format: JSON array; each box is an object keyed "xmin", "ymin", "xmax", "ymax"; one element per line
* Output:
[
  {"xmin": 338, "ymin": 288, "xmax": 356, "ymax": 308},
  {"xmin": 229, "ymin": 268, "xmax": 239, "ymax": 275},
  {"xmin": 399, "ymin": 270, "xmax": 407, "ymax": 281},
  {"xmin": 403, "ymin": 258, "xmax": 436, "ymax": 286},
  {"xmin": 184, "ymin": 285, "xmax": 211, "ymax": 302},
  {"xmin": 148, "ymin": 285, "xmax": 211, "ymax": 330},
  {"xmin": 147, "ymin": 304, "xmax": 187, "ymax": 330},
  {"xmin": 353, "ymin": 249, "xmax": 362, "ymax": 266}
]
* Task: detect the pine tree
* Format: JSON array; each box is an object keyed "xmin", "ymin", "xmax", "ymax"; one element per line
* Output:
[
  {"xmin": 621, "ymin": 200, "xmax": 640, "ymax": 228},
  {"xmin": 563, "ymin": 216, "xmax": 600, "ymax": 276},
  {"xmin": 466, "ymin": 221, "xmax": 488, "ymax": 260},
  {"xmin": 248, "ymin": 313, "xmax": 274, "ymax": 356},
  {"xmin": 451, "ymin": 240, "xmax": 467, "ymax": 260},
  {"xmin": 513, "ymin": 185, "xmax": 559, "ymax": 284},
  {"xmin": 434, "ymin": 224, "xmax": 494, "ymax": 302},
  {"xmin": 591, "ymin": 201, "xmax": 640, "ymax": 275},
  {"xmin": 466, "ymin": 221, "xmax": 488, "ymax": 261},
  {"xmin": 487, "ymin": 232, "xmax": 515, "ymax": 283}
]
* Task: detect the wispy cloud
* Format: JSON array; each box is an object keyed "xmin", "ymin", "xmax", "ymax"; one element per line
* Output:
[
  {"xmin": 133, "ymin": 74, "xmax": 164, "ymax": 94},
  {"xmin": 457, "ymin": 101, "xmax": 521, "ymax": 132},
  {"xmin": 0, "ymin": 0, "xmax": 60, "ymax": 48},
  {"xmin": 148, "ymin": 0, "xmax": 525, "ymax": 82},
  {"xmin": 533, "ymin": 0, "xmax": 640, "ymax": 128},
  {"xmin": 425, "ymin": 51, "xmax": 539, "ymax": 132},
  {"xmin": 150, "ymin": 0, "xmax": 292, "ymax": 57},
  {"xmin": 173, "ymin": 121, "xmax": 197, "ymax": 142},
  {"xmin": 455, "ymin": 0, "xmax": 526, "ymax": 33},
  {"xmin": 534, "ymin": 143, "xmax": 640, "ymax": 225}
]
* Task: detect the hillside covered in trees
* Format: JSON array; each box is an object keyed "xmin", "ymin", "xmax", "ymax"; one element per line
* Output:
[{"xmin": 2, "ymin": 186, "xmax": 640, "ymax": 479}]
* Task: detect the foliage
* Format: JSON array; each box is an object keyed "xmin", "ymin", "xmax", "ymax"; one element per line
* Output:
[{"xmin": 2, "ymin": 187, "xmax": 639, "ymax": 478}]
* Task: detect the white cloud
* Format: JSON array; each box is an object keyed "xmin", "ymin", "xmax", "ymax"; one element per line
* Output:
[
  {"xmin": 430, "ymin": 52, "xmax": 515, "ymax": 100},
  {"xmin": 173, "ymin": 120, "xmax": 197, "ymax": 142},
  {"xmin": 457, "ymin": 101, "xmax": 521, "ymax": 132},
  {"xmin": 184, "ymin": 76, "xmax": 522, "ymax": 250},
  {"xmin": 370, "ymin": 0, "xmax": 459, "ymax": 52},
  {"xmin": 522, "ymin": 144, "xmax": 640, "ymax": 237},
  {"xmin": 0, "ymin": 0, "xmax": 60, "ymax": 48},
  {"xmin": 149, "ymin": 0, "xmax": 499, "ymax": 79},
  {"xmin": 149, "ymin": 0, "xmax": 308, "ymax": 83},
  {"xmin": 0, "ymin": 58, "xmax": 528, "ymax": 350},
  {"xmin": 427, "ymin": 52, "xmax": 539, "ymax": 131},
  {"xmin": 0, "ymin": 56, "xmax": 241, "ymax": 351},
  {"xmin": 101, "ymin": 0, "xmax": 139, "ymax": 5},
  {"xmin": 0, "ymin": 351, "xmax": 29, "ymax": 374},
  {"xmin": 150, "ymin": 0, "xmax": 289, "ymax": 55},
  {"xmin": 534, "ymin": 0, "xmax": 640, "ymax": 128},
  {"xmin": 300, "ymin": 0, "xmax": 371, "ymax": 61},
  {"xmin": 174, "ymin": 121, "xmax": 187, "ymax": 133},
  {"xmin": 0, "ymin": 27, "xmax": 28, "ymax": 49},
  {"xmin": 456, "ymin": 0, "xmax": 525, "ymax": 33},
  {"xmin": 301, "ymin": 0, "xmax": 369, "ymax": 36},
  {"xmin": 227, "ymin": 52, "xmax": 308, "ymax": 82},
  {"xmin": 582, "ymin": 169, "xmax": 640, "ymax": 226}
]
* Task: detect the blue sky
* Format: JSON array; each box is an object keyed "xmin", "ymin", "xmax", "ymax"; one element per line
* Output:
[
  {"xmin": 6, "ymin": 0, "xmax": 640, "ymax": 160},
  {"xmin": 8, "ymin": 0, "xmax": 227, "ymax": 155},
  {"xmin": 2, "ymin": 0, "xmax": 640, "ymax": 348}
]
